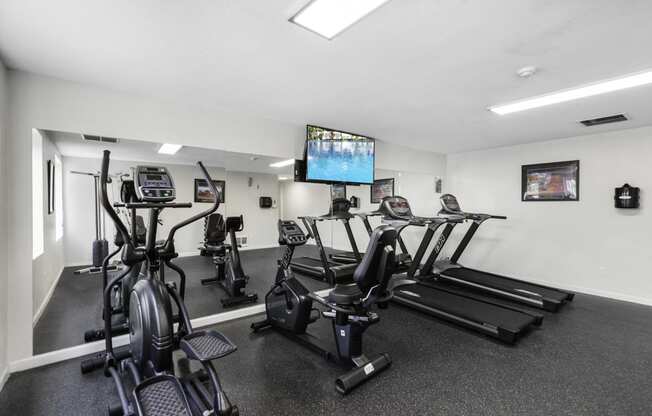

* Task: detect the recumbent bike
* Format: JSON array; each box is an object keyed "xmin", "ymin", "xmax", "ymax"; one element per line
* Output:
[
  {"xmin": 200, "ymin": 214, "xmax": 258, "ymax": 308},
  {"xmin": 82, "ymin": 151, "xmax": 239, "ymax": 416},
  {"xmin": 251, "ymin": 219, "xmax": 397, "ymax": 394}
]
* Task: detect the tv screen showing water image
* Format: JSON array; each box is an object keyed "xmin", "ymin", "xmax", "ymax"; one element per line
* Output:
[{"xmin": 305, "ymin": 125, "xmax": 375, "ymax": 185}]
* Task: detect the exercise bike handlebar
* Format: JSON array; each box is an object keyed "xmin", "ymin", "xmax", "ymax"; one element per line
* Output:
[{"xmin": 164, "ymin": 161, "xmax": 221, "ymax": 246}]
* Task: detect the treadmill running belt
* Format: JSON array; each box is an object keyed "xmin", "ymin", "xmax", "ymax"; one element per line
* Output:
[
  {"xmin": 443, "ymin": 267, "xmax": 571, "ymax": 303},
  {"xmin": 393, "ymin": 283, "xmax": 538, "ymax": 339}
]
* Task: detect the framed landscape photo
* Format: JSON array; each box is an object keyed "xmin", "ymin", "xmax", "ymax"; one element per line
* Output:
[
  {"xmin": 371, "ymin": 178, "xmax": 395, "ymax": 203},
  {"xmin": 194, "ymin": 179, "xmax": 225, "ymax": 203},
  {"xmin": 522, "ymin": 160, "xmax": 579, "ymax": 202}
]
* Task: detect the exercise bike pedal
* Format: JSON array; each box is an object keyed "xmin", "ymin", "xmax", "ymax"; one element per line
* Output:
[
  {"xmin": 133, "ymin": 375, "xmax": 192, "ymax": 416},
  {"xmin": 180, "ymin": 330, "xmax": 237, "ymax": 363}
]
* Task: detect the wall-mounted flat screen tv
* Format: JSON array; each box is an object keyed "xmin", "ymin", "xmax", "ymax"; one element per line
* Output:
[{"xmin": 305, "ymin": 125, "xmax": 375, "ymax": 185}]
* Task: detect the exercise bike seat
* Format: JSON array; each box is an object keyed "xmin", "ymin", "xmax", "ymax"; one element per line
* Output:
[
  {"xmin": 180, "ymin": 330, "xmax": 237, "ymax": 363},
  {"xmin": 134, "ymin": 374, "xmax": 192, "ymax": 416},
  {"xmin": 328, "ymin": 284, "xmax": 363, "ymax": 305}
]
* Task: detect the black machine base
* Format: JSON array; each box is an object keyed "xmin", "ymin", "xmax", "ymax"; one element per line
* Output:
[{"xmin": 200, "ymin": 277, "xmax": 259, "ymax": 308}]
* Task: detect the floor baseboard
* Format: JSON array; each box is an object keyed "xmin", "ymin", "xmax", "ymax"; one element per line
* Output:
[
  {"xmin": 32, "ymin": 266, "xmax": 65, "ymax": 328},
  {"xmin": 0, "ymin": 366, "xmax": 9, "ymax": 393}
]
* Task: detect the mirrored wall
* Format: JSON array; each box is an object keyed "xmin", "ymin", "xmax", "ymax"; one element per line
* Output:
[{"xmin": 31, "ymin": 128, "xmax": 443, "ymax": 355}]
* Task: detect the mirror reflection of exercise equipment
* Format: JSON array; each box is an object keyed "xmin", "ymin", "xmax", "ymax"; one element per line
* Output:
[
  {"xmin": 200, "ymin": 214, "xmax": 258, "ymax": 307},
  {"xmin": 82, "ymin": 154, "xmax": 240, "ymax": 416},
  {"xmin": 71, "ymin": 170, "xmax": 124, "ymax": 275}
]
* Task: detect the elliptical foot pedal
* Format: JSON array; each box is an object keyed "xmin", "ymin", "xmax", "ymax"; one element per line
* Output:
[
  {"xmin": 134, "ymin": 375, "xmax": 192, "ymax": 416},
  {"xmin": 180, "ymin": 330, "xmax": 237, "ymax": 362}
]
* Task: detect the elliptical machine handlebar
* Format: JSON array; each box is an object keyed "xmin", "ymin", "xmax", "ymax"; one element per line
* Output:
[
  {"xmin": 101, "ymin": 150, "xmax": 137, "ymax": 255},
  {"xmin": 164, "ymin": 161, "xmax": 220, "ymax": 247}
]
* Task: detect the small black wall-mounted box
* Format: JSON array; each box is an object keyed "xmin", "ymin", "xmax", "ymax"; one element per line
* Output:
[
  {"xmin": 614, "ymin": 183, "xmax": 639, "ymax": 209},
  {"xmin": 259, "ymin": 196, "xmax": 273, "ymax": 208}
]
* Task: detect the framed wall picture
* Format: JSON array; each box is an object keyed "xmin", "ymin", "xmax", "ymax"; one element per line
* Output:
[
  {"xmin": 371, "ymin": 178, "xmax": 394, "ymax": 203},
  {"xmin": 522, "ymin": 160, "xmax": 579, "ymax": 202},
  {"xmin": 47, "ymin": 160, "xmax": 55, "ymax": 214},
  {"xmin": 331, "ymin": 183, "xmax": 347, "ymax": 200},
  {"xmin": 194, "ymin": 179, "xmax": 225, "ymax": 203}
]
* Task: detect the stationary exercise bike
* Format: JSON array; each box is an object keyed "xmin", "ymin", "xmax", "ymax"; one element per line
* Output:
[
  {"xmin": 200, "ymin": 214, "xmax": 258, "ymax": 307},
  {"xmin": 251, "ymin": 219, "xmax": 397, "ymax": 394},
  {"xmin": 82, "ymin": 151, "xmax": 239, "ymax": 416}
]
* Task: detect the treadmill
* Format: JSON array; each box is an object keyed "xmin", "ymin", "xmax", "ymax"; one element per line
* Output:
[
  {"xmin": 330, "ymin": 210, "xmax": 413, "ymax": 271},
  {"xmin": 289, "ymin": 198, "xmax": 359, "ymax": 286},
  {"xmin": 380, "ymin": 196, "xmax": 543, "ymax": 344},
  {"xmin": 430, "ymin": 194, "xmax": 574, "ymax": 312}
]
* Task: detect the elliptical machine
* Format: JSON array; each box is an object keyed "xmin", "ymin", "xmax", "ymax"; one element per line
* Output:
[
  {"xmin": 200, "ymin": 214, "xmax": 258, "ymax": 307},
  {"xmin": 84, "ymin": 179, "xmax": 148, "ymax": 343},
  {"xmin": 82, "ymin": 151, "xmax": 239, "ymax": 416},
  {"xmin": 251, "ymin": 219, "xmax": 397, "ymax": 394}
]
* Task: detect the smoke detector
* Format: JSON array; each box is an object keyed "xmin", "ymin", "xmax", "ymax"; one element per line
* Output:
[{"xmin": 516, "ymin": 66, "xmax": 537, "ymax": 78}]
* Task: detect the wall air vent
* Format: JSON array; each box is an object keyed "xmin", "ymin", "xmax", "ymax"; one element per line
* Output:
[
  {"xmin": 82, "ymin": 134, "xmax": 119, "ymax": 143},
  {"xmin": 580, "ymin": 114, "xmax": 628, "ymax": 127}
]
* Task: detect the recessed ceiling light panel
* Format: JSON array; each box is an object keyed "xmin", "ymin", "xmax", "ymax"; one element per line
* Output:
[
  {"xmin": 290, "ymin": 0, "xmax": 390, "ymax": 40},
  {"xmin": 269, "ymin": 159, "xmax": 295, "ymax": 168},
  {"xmin": 490, "ymin": 69, "xmax": 652, "ymax": 115},
  {"xmin": 158, "ymin": 143, "xmax": 183, "ymax": 155}
]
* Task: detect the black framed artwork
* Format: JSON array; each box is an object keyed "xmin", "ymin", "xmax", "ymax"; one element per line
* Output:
[
  {"xmin": 522, "ymin": 160, "xmax": 579, "ymax": 202},
  {"xmin": 47, "ymin": 160, "xmax": 55, "ymax": 214},
  {"xmin": 371, "ymin": 178, "xmax": 394, "ymax": 203},
  {"xmin": 194, "ymin": 179, "xmax": 225, "ymax": 203}
]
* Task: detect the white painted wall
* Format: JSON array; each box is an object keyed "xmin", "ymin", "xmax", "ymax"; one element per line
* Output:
[
  {"xmin": 62, "ymin": 156, "xmax": 281, "ymax": 266},
  {"xmin": 0, "ymin": 58, "xmax": 9, "ymax": 390},
  {"xmin": 5, "ymin": 71, "xmax": 302, "ymax": 361},
  {"xmin": 6, "ymin": 69, "xmax": 444, "ymax": 363},
  {"xmin": 32, "ymin": 131, "xmax": 65, "ymax": 321},
  {"xmin": 446, "ymin": 125, "xmax": 652, "ymax": 305},
  {"xmin": 224, "ymin": 171, "xmax": 280, "ymax": 249},
  {"xmin": 280, "ymin": 164, "xmax": 447, "ymax": 256}
]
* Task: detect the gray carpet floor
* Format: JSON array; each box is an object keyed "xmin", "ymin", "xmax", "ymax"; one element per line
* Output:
[
  {"xmin": 3, "ymin": 292, "xmax": 652, "ymax": 415},
  {"xmin": 12, "ymin": 246, "xmax": 652, "ymax": 415},
  {"xmin": 33, "ymin": 246, "xmax": 331, "ymax": 354}
]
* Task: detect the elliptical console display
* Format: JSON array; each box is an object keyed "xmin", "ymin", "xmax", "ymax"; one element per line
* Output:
[{"xmin": 134, "ymin": 165, "xmax": 176, "ymax": 202}]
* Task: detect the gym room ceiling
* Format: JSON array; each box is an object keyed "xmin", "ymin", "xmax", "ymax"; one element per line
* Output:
[{"xmin": 1, "ymin": 0, "xmax": 652, "ymax": 153}]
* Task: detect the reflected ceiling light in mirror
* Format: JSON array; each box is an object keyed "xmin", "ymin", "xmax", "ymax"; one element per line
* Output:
[
  {"xmin": 489, "ymin": 69, "xmax": 652, "ymax": 115},
  {"xmin": 270, "ymin": 159, "xmax": 295, "ymax": 168},
  {"xmin": 290, "ymin": 0, "xmax": 390, "ymax": 40},
  {"xmin": 158, "ymin": 143, "xmax": 183, "ymax": 155}
]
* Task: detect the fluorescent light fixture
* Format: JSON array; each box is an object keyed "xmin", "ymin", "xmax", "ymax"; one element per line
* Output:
[
  {"xmin": 278, "ymin": 176, "xmax": 291, "ymax": 181},
  {"xmin": 489, "ymin": 69, "xmax": 652, "ymax": 115},
  {"xmin": 269, "ymin": 159, "xmax": 295, "ymax": 168},
  {"xmin": 158, "ymin": 144, "xmax": 183, "ymax": 155},
  {"xmin": 290, "ymin": 0, "xmax": 390, "ymax": 40}
]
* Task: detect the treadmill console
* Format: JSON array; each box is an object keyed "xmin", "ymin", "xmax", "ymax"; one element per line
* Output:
[
  {"xmin": 133, "ymin": 166, "xmax": 176, "ymax": 202},
  {"xmin": 440, "ymin": 194, "xmax": 462, "ymax": 214},
  {"xmin": 278, "ymin": 220, "xmax": 307, "ymax": 246},
  {"xmin": 379, "ymin": 196, "xmax": 414, "ymax": 220}
]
